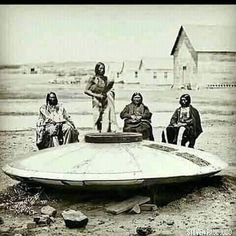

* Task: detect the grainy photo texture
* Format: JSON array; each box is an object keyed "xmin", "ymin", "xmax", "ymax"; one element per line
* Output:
[{"xmin": 0, "ymin": 5, "xmax": 235, "ymax": 236}]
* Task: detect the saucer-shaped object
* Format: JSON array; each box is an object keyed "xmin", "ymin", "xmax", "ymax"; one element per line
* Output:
[{"xmin": 2, "ymin": 132, "xmax": 228, "ymax": 188}]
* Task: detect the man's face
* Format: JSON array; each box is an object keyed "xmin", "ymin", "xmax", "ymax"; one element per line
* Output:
[
  {"xmin": 180, "ymin": 97, "xmax": 188, "ymax": 107},
  {"xmin": 133, "ymin": 95, "xmax": 142, "ymax": 105},
  {"xmin": 97, "ymin": 64, "xmax": 105, "ymax": 75},
  {"xmin": 48, "ymin": 93, "xmax": 57, "ymax": 106}
]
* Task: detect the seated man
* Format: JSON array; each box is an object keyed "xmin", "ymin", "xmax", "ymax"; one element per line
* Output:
[
  {"xmin": 120, "ymin": 92, "xmax": 154, "ymax": 141},
  {"xmin": 36, "ymin": 92, "xmax": 79, "ymax": 150},
  {"xmin": 162, "ymin": 94, "xmax": 202, "ymax": 148}
]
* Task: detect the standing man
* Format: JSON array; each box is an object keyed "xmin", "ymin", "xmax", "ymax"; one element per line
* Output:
[
  {"xmin": 84, "ymin": 62, "xmax": 118, "ymax": 132},
  {"xmin": 162, "ymin": 94, "xmax": 202, "ymax": 148}
]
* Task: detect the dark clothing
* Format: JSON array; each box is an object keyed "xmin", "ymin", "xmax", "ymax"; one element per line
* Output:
[
  {"xmin": 162, "ymin": 105, "xmax": 202, "ymax": 148},
  {"xmin": 120, "ymin": 103, "xmax": 154, "ymax": 141}
]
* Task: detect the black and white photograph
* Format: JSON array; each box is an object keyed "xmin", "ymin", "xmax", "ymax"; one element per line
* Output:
[{"xmin": 0, "ymin": 4, "xmax": 235, "ymax": 236}]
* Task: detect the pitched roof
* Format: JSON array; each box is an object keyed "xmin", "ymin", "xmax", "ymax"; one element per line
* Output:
[
  {"xmin": 171, "ymin": 25, "xmax": 236, "ymax": 55},
  {"xmin": 139, "ymin": 57, "xmax": 173, "ymax": 70},
  {"xmin": 107, "ymin": 61, "xmax": 123, "ymax": 73},
  {"xmin": 120, "ymin": 60, "xmax": 140, "ymax": 73}
]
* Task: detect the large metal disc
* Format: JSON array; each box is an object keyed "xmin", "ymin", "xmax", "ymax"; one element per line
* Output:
[{"xmin": 2, "ymin": 138, "xmax": 228, "ymax": 188}]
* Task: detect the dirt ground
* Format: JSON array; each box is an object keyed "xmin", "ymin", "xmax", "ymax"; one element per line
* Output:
[
  {"xmin": 0, "ymin": 130, "xmax": 235, "ymax": 236},
  {"xmin": 0, "ymin": 74, "xmax": 236, "ymax": 235}
]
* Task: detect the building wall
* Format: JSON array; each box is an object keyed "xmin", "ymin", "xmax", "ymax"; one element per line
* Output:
[
  {"xmin": 173, "ymin": 30, "xmax": 198, "ymax": 89},
  {"xmin": 120, "ymin": 71, "xmax": 139, "ymax": 84},
  {"xmin": 107, "ymin": 71, "xmax": 121, "ymax": 83},
  {"xmin": 197, "ymin": 52, "xmax": 236, "ymax": 86},
  {"xmin": 139, "ymin": 69, "xmax": 173, "ymax": 85}
]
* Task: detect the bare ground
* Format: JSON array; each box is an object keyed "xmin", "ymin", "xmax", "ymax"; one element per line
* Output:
[
  {"xmin": 0, "ymin": 125, "xmax": 235, "ymax": 236},
  {"xmin": 0, "ymin": 78, "xmax": 236, "ymax": 235}
]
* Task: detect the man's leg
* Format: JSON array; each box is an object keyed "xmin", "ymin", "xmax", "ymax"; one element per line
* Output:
[
  {"xmin": 180, "ymin": 129, "xmax": 189, "ymax": 147},
  {"xmin": 62, "ymin": 123, "xmax": 74, "ymax": 144},
  {"xmin": 101, "ymin": 108, "xmax": 109, "ymax": 132},
  {"xmin": 166, "ymin": 126, "xmax": 178, "ymax": 144},
  {"xmin": 188, "ymin": 138, "xmax": 196, "ymax": 148},
  {"xmin": 181, "ymin": 135, "xmax": 188, "ymax": 147},
  {"xmin": 45, "ymin": 124, "xmax": 60, "ymax": 147}
]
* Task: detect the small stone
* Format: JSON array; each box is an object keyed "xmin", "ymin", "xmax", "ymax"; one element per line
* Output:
[
  {"xmin": 62, "ymin": 209, "xmax": 88, "ymax": 229},
  {"xmin": 39, "ymin": 216, "xmax": 51, "ymax": 226},
  {"xmin": 33, "ymin": 215, "xmax": 41, "ymax": 224},
  {"xmin": 98, "ymin": 220, "xmax": 105, "ymax": 225},
  {"xmin": 26, "ymin": 222, "xmax": 37, "ymax": 229},
  {"xmin": 140, "ymin": 204, "xmax": 157, "ymax": 211},
  {"xmin": 34, "ymin": 215, "xmax": 51, "ymax": 226},
  {"xmin": 166, "ymin": 220, "xmax": 174, "ymax": 226},
  {"xmin": 136, "ymin": 226, "xmax": 153, "ymax": 235},
  {"xmin": 41, "ymin": 205, "xmax": 57, "ymax": 217},
  {"xmin": 154, "ymin": 212, "xmax": 160, "ymax": 217}
]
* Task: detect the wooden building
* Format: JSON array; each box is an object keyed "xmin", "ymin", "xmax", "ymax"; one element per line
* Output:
[
  {"xmin": 106, "ymin": 62, "xmax": 124, "ymax": 83},
  {"xmin": 119, "ymin": 60, "xmax": 140, "ymax": 84},
  {"xmin": 171, "ymin": 25, "xmax": 236, "ymax": 89},
  {"xmin": 138, "ymin": 57, "xmax": 173, "ymax": 85}
]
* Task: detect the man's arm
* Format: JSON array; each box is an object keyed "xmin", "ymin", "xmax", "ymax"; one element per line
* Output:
[
  {"xmin": 39, "ymin": 105, "xmax": 56, "ymax": 124},
  {"xmin": 169, "ymin": 108, "xmax": 179, "ymax": 126},
  {"xmin": 141, "ymin": 106, "xmax": 152, "ymax": 120},
  {"xmin": 120, "ymin": 105, "xmax": 132, "ymax": 119},
  {"xmin": 62, "ymin": 107, "xmax": 76, "ymax": 128},
  {"xmin": 84, "ymin": 77, "xmax": 103, "ymax": 99}
]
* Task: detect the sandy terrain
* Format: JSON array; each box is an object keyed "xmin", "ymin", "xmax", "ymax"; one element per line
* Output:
[{"xmin": 0, "ymin": 73, "xmax": 236, "ymax": 235}]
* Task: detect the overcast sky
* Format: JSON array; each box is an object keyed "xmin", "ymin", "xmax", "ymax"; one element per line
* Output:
[{"xmin": 0, "ymin": 5, "xmax": 236, "ymax": 65}]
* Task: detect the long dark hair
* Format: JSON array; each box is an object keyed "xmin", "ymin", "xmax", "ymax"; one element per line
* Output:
[
  {"xmin": 46, "ymin": 92, "xmax": 58, "ymax": 105},
  {"xmin": 179, "ymin": 94, "xmax": 191, "ymax": 106},
  {"xmin": 131, "ymin": 92, "xmax": 143, "ymax": 104},
  {"xmin": 95, "ymin": 62, "xmax": 105, "ymax": 75}
]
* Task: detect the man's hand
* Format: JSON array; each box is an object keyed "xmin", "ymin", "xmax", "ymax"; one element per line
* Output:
[
  {"xmin": 174, "ymin": 122, "xmax": 187, "ymax": 127},
  {"xmin": 48, "ymin": 119, "xmax": 56, "ymax": 125},
  {"xmin": 131, "ymin": 115, "xmax": 136, "ymax": 120},
  {"xmin": 95, "ymin": 94, "xmax": 104, "ymax": 99},
  {"xmin": 130, "ymin": 115, "xmax": 142, "ymax": 121}
]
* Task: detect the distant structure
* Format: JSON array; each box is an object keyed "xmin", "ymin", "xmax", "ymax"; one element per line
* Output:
[
  {"xmin": 138, "ymin": 57, "xmax": 173, "ymax": 85},
  {"xmin": 171, "ymin": 25, "xmax": 236, "ymax": 89},
  {"xmin": 26, "ymin": 66, "xmax": 41, "ymax": 74},
  {"xmin": 30, "ymin": 67, "xmax": 37, "ymax": 74},
  {"xmin": 106, "ymin": 62, "xmax": 123, "ymax": 83},
  {"xmin": 119, "ymin": 60, "xmax": 140, "ymax": 84}
]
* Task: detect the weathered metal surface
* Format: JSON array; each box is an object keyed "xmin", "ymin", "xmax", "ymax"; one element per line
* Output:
[
  {"xmin": 2, "ymin": 132, "xmax": 228, "ymax": 187},
  {"xmin": 85, "ymin": 132, "xmax": 142, "ymax": 143}
]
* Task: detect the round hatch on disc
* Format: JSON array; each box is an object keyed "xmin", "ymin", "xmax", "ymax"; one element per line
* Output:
[{"xmin": 84, "ymin": 132, "xmax": 143, "ymax": 143}]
